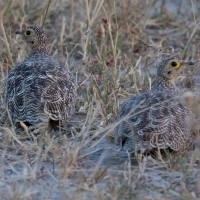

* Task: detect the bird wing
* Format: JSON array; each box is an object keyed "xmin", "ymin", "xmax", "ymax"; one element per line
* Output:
[
  {"xmin": 41, "ymin": 67, "xmax": 76, "ymax": 121},
  {"xmin": 6, "ymin": 58, "xmax": 76, "ymax": 124},
  {"xmin": 36, "ymin": 60, "xmax": 76, "ymax": 122},
  {"xmin": 114, "ymin": 91, "xmax": 193, "ymax": 152}
]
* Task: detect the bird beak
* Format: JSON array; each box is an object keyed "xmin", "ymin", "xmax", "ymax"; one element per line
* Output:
[
  {"xmin": 15, "ymin": 30, "xmax": 22, "ymax": 35},
  {"xmin": 181, "ymin": 61, "xmax": 197, "ymax": 65}
]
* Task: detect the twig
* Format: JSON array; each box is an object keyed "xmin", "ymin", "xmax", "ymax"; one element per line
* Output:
[
  {"xmin": 181, "ymin": 21, "xmax": 200, "ymax": 58},
  {"xmin": 42, "ymin": 0, "xmax": 52, "ymax": 27},
  {"xmin": 0, "ymin": 17, "xmax": 14, "ymax": 66}
]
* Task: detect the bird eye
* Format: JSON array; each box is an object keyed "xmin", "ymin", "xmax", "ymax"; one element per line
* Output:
[
  {"xmin": 24, "ymin": 30, "xmax": 32, "ymax": 36},
  {"xmin": 169, "ymin": 61, "xmax": 180, "ymax": 69},
  {"xmin": 171, "ymin": 62, "xmax": 177, "ymax": 67}
]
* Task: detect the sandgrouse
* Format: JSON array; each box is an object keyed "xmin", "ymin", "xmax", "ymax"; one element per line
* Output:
[
  {"xmin": 5, "ymin": 26, "xmax": 76, "ymax": 131},
  {"xmin": 114, "ymin": 57, "xmax": 195, "ymax": 154}
]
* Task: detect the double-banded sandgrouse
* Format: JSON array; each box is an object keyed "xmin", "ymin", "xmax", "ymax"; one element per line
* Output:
[
  {"xmin": 114, "ymin": 57, "xmax": 195, "ymax": 154},
  {"xmin": 5, "ymin": 26, "xmax": 76, "ymax": 129}
]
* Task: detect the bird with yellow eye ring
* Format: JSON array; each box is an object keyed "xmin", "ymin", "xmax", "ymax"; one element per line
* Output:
[
  {"xmin": 24, "ymin": 30, "xmax": 32, "ymax": 37},
  {"xmin": 113, "ymin": 56, "xmax": 197, "ymax": 155},
  {"xmin": 169, "ymin": 61, "xmax": 181, "ymax": 69}
]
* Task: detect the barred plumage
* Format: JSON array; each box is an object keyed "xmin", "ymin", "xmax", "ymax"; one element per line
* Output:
[
  {"xmin": 5, "ymin": 26, "xmax": 76, "ymax": 127},
  {"xmin": 114, "ymin": 57, "xmax": 195, "ymax": 153}
]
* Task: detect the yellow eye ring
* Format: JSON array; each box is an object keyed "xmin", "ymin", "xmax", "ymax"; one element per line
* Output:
[
  {"xmin": 169, "ymin": 61, "xmax": 180, "ymax": 69},
  {"xmin": 24, "ymin": 30, "xmax": 32, "ymax": 37}
]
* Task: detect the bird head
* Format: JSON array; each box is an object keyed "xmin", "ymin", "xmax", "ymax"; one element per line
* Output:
[
  {"xmin": 157, "ymin": 56, "xmax": 195, "ymax": 81},
  {"xmin": 15, "ymin": 26, "xmax": 48, "ymax": 52}
]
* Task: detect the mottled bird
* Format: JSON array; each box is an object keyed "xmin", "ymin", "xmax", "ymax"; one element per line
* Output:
[
  {"xmin": 114, "ymin": 57, "xmax": 196, "ymax": 154},
  {"xmin": 5, "ymin": 26, "xmax": 76, "ymax": 131}
]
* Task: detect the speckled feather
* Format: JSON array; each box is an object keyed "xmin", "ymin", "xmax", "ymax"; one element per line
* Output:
[
  {"xmin": 5, "ymin": 26, "xmax": 76, "ymax": 125},
  {"xmin": 114, "ymin": 57, "xmax": 195, "ymax": 153}
]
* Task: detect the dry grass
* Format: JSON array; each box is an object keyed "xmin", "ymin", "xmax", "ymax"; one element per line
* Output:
[{"xmin": 0, "ymin": 0, "xmax": 200, "ymax": 199}]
